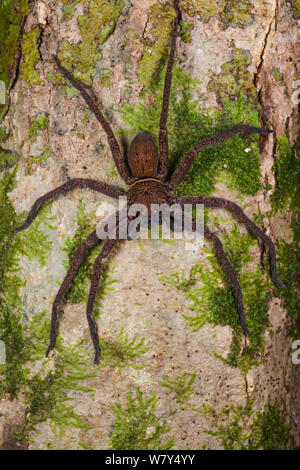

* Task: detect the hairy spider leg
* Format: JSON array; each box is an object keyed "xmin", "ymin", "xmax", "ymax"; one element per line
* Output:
[
  {"xmin": 14, "ymin": 178, "xmax": 125, "ymax": 233},
  {"xmin": 86, "ymin": 238, "xmax": 118, "ymax": 365},
  {"xmin": 170, "ymin": 124, "xmax": 273, "ymax": 188},
  {"xmin": 178, "ymin": 195, "xmax": 282, "ymax": 289},
  {"xmin": 53, "ymin": 56, "xmax": 133, "ymax": 185},
  {"xmin": 168, "ymin": 213, "xmax": 249, "ymax": 334},
  {"xmin": 46, "ymin": 210, "xmax": 127, "ymax": 360},
  {"xmin": 46, "ymin": 230, "xmax": 100, "ymax": 357},
  {"xmin": 203, "ymin": 222, "xmax": 250, "ymax": 336},
  {"xmin": 157, "ymin": 0, "xmax": 182, "ymax": 179}
]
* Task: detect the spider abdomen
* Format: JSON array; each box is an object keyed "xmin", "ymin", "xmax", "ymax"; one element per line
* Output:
[{"xmin": 127, "ymin": 132, "xmax": 159, "ymax": 177}]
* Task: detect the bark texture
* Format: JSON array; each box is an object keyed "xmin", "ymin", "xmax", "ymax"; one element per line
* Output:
[{"xmin": 0, "ymin": 0, "xmax": 299, "ymax": 450}]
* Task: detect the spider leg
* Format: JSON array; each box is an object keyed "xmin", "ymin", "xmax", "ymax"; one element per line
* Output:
[
  {"xmin": 53, "ymin": 56, "xmax": 133, "ymax": 185},
  {"xmin": 86, "ymin": 213, "xmax": 129, "ymax": 364},
  {"xmin": 157, "ymin": 0, "xmax": 181, "ymax": 180},
  {"xmin": 203, "ymin": 223, "xmax": 249, "ymax": 336},
  {"xmin": 86, "ymin": 238, "xmax": 118, "ymax": 364},
  {"xmin": 46, "ymin": 229, "xmax": 100, "ymax": 357},
  {"xmin": 14, "ymin": 178, "xmax": 125, "ymax": 232},
  {"xmin": 169, "ymin": 125, "xmax": 273, "ymax": 188},
  {"xmin": 167, "ymin": 213, "xmax": 249, "ymax": 334},
  {"xmin": 46, "ymin": 210, "xmax": 127, "ymax": 360},
  {"xmin": 178, "ymin": 195, "xmax": 282, "ymax": 289}
]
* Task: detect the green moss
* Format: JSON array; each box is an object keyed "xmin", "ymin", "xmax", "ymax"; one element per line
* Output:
[
  {"xmin": 99, "ymin": 69, "xmax": 113, "ymax": 88},
  {"xmin": 0, "ymin": 148, "xmax": 19, "ymax": 171},
  {"xmin": 0, "ymin": 124, "xmax": 19, "ymax": 172},
  {"xmin": 272, "ymin": 135, "xmax": 300, "ymax": 217},
  {"xmin": 179, "ymin": 0, "xmax": 253, "ymax": 28},
  {"xmin": 272, "ymin": 69, "xmax": 289, "ymax": 98},
  {"xmin": 161, "ymin": 222, "xmax": 271, "ymax": 374},
  {"xmin": 272, "ymin": 134, "xmax": 300, "ymax": 338},
  {"xmin": 29, "ymin": 112, "xmax": 48, "ymax": 139},
  {"xmin": 20, "ymin": 27, "xmax": 43, "ymax": 85},
  {"xmin": 203, "ymin": 400, "xmax": 292, "ymax": 450},
  {"xmin": 62, "ymin": 3, "xmax": 75, "ymax": 21},
  {"xmin": 138, "ymin": 2, "xmax": 176, "ymax": 88},
  {"xmin": 109, "ymin": 387, "xmax": 175, "ymax": 450},
  {"xmin": 0, "ymin": 171, "xmax": 97, "ymax": 444},
  {"xmin": 179, "ymin": 19, "xmax": 194, "ymax": 43},
  {"xmin": 0, "ymin": 0, "xmax": 30, "ymax": 119},
  {"xmin": 62, "ymin": 201, "xmax": 117, "ymax": 316},
  {"xmin": 46, "ymin": 71, "xmax": 64, "ymax": 87},
  {"xmin": 0, "ymin": 0, "xmax": 29, "ymax": 85},
  {"xmin": 137, "ymin": 0, "xmax": 254, "ymax": 84},
  {"xmin": 159, "ymin": 372, "xmax": 196, "ymax": 410},
  {"xmin": 0, "ymin": 126, "xmax": 9, "ymax": 142},
  {"xmin": 122, "ymin": 64, "xmax": 263, "ymax": 197},
  {"xmin": 0, "ymin": 170, "xmax": 55, "ymax": 399},
  {"xmin": 65, "ymin": 86, "xmax": 80, "ymax": 99},
  {"xmin": 272, "ymin": 68, "xmax": 285, "ymax": 86},
  {"xmin": 289, "ymin": 0, "xmax": 300, "ymax": 19},
  {"xmin": 98, "ymin": 327, "xmax": 149, "ymax": 372},
  {"xmin": 47, "ymin": 72, "xmax": 80, "ymax": 99},
  {"xmin": 58, "ymin": 0, "xmax": 125, "ymax": 86},
  {"xmin": 26, "ymin": 146, "xmax": 51, "ymax": 175},
  {"xmin": 207, "ymin": 48, "xmax": 257, "ymax": 107},
  {"xmin": 19, "ymin": 336, "xmax": 95, "ymax": 441}
]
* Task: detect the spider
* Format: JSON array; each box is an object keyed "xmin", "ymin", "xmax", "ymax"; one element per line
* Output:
[{"xmin": 15, "ymin": 0, "xmax": 282, "ymax": 364}]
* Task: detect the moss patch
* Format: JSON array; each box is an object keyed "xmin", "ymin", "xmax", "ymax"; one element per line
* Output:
[
  {"xmin": 161, "ymin": 222, "xmax": 271, "ymax": 374},
  {"xmin": 0, "ymin": 147, "xmax": 19, "ymax": 172},
  {"xmin": 109, "ymin": 387, "xmax": 175, "ymax": 450},
  {"xmin": 138, "ymin": 2, "xmax": 176, "ymax": 88},
  {"xmin": 0, "ymin": 169, "xmax": 54, "ymax": 399},
  {"xmin": 207, "ymin": 48, "xmax": 257, "ymax": 108},
  {"xmin": 46, "ymin": 71, "xmax": 80, "ymax": 99},
  {"xmin": 203, "ymin": 400, "xmax": 292, "ymax": 450},
  {"xmin": 20, "ymin": 27, "xmax": 43, "ymax": 85},
  {"xmin": 0, "ymin": 171, "xmax": 96, "ymax": 444},
  {"xmin": 0, "ymin": 0, "xmax": 30, "ymax": 118},
  {"xmin": 159, "ymin": 372, "xmax": 196, "ymax": 410},
  {"xmin": 26, "ymin": 146, "xmax": 51, "ymax": 175},
  {"xmin": 62, "ymin": 201, "xmax": 117, "ymax": 319},
  {"xmin": 180, "ymin": 0, "xmax": 253, "ymax": 28},
  {"xmin": 98, "ymin": 327, "xmax": 149, "ymax": 373},
  {"xmin": 0, "ymin": 126, "xmax": 9, "ymax": 142},
  {"xmin": 62, "ymin": 3, "xmax": 75, "ymax": 21},
  {"xmin": 99, "ymin": 69, "xmax": 113, "ymax": 88},
  {"xmin": 288, "ymin": 0, "xmax": 300, "ymax": 19},
  {"xmin": 58, "ymin": 0, "xmax": 126, "ymax": 85},
  {"xmin": 138, "ymin": 1, "xmax": 254, "ymax": 88},
  {"xmin": 29, "ymin": 112, "xmax": 48, "ymax": 139},
  {"xmin": 0, "ymin": 125, "xmax": 19, "ymax": 171},
  {"xmin": 272, "ymin": 133, "xmax": 300, "ymax": 338}
]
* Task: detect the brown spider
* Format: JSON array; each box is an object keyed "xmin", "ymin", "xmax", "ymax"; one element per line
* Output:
[{"xmin": 15, "ymin": 0, "xmax": 281, "ymax": 364}]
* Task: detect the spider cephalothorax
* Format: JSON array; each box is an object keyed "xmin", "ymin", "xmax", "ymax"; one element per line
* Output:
[{"xmin": 15, "ymin": 0, "xmax": 281, "ymax": 364}]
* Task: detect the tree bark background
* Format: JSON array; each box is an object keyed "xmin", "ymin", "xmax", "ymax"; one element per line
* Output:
[{"xmin": 0, "ymin": 0, "xmax": 299, "ymax": 450}]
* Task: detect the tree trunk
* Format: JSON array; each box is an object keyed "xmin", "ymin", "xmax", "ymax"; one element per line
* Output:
[{"xmin": 0, "ymin": 0, "xmax": 299, "ymax": 450}]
